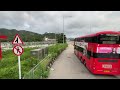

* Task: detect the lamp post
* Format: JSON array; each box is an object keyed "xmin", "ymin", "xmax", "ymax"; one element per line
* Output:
[
  {"xmin": 90, "ymin": 24, "xmax": 91, "ymax": 34},
  {"xmin": 54, "ymin": 32, "xmax": 57, "ymax": 44},
  {"xmin": 63, "ymin": 16, "xmax": 72, "ymax": 44},
  {"xmin": 63, "ymin": 16, "xmax": 64, "ymax": 44}
]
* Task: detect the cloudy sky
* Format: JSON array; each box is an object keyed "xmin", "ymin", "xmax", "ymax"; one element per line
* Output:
[{"xmin": 0, "ymin": 11, "xmax": 120, "ymax": 38}]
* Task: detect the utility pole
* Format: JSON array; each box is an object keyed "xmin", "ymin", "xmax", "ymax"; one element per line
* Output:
[
  {"xmin": 90, "ymin": 24, "xmax": 92, "ymax": 34},
  {"xmin": 63, "ymin": 16, "xmax": 64, "ymax": 44},
  {"xmin": 55, "ymin": 32, "xmax": 56, "ymax": 43},
  {"xmin": 62, "ymin": 15, "xmax": 72, "ymax": 44}
]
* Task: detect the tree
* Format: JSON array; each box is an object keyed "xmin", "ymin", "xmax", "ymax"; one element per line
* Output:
[{"xmin": 56, "ymin": 33, "xmax": 67, "ymax": 43}]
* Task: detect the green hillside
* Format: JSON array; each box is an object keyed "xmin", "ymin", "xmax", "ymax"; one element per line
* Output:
[
  {"xmin": 0, "ymin": 28, "xmax": 44, "ymax": 42},
  {"xmin": 0, "ymin": 28, "xmax": 66, "ymax": 43}
]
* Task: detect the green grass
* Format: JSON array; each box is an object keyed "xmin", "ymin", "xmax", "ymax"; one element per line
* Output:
[
  {"xmin": 39, "ymin": 43, "xmax": 68, "ymax": 78},
  {"xmin": 0, "ymin": 43, "xmax": 68, "ymax": 79},
  {"xmin": 0, "ymin": 47, "xmax": 39, "ymax": 79}
]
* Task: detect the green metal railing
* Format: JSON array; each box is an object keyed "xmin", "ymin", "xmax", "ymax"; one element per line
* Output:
[{"xmin": 23, "ymin": 54, "xmax": 52, "ymax": 79}]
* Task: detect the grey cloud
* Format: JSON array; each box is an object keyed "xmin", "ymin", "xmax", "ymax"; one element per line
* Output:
[{"xmin": 0, "ymin": 11, "xmax": 120, "ymax": 38}]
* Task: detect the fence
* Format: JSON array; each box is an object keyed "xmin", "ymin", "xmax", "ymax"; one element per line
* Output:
[
  {"xmin": 23, "ymin": 54, "xmax": 52, "ymax": 79},
  {"xmin": 1, "ymin": 41, "xmax": 55, "ymax": 51}
]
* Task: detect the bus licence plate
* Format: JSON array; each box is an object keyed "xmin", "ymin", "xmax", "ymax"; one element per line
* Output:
[
  {"xmin": 104, "ymin": 70, "xmax": 110, "ymax": 72},
  {"xmin": 102, "ymin": 64, "xmax": 112, "ymax": 69}
]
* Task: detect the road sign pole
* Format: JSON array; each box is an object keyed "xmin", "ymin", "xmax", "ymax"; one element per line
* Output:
[
  {"xmin": 12, "ymin": 34, "xmax": 24, "ymax": 79},
  {"xmin": 18, "ymin": 56, "xmax": 21, "ymax": 79}
]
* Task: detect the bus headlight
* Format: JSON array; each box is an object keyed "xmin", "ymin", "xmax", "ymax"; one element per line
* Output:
[{"xmin": 117, "ymin": 47, "xmax": 120, "ymax": 54}]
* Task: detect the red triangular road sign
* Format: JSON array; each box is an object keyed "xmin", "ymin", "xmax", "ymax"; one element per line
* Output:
[{"xmin": 12, "ymin": 34, "xmax": 24, "ymax": 45}]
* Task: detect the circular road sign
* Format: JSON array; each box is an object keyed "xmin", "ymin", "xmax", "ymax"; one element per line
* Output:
[{"xmin": 13, "ymin": 45, "xmax": 24, "ymax": 56}]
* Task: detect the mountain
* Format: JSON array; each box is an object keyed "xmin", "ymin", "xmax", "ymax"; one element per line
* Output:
[
  {"xmin": 0, "ymin": 28, "xmax": 44, "ymax": 42},
  {"xmin": 0, "ymin": 28, "xmax": 67, "ymax": 43}
]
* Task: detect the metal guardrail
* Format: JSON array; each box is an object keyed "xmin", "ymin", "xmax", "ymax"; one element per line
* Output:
[{"xmin": 23, "ymin": 54, "xmax": 52, "ymax": 79}]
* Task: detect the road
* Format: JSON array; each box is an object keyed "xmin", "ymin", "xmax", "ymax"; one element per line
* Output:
[{"xmin": 48, "ymin": 42, "xmax": 119, "ymax": 79}]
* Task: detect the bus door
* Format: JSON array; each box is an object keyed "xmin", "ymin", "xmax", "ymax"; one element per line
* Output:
[{"xmin": 86, "ymin": 47, "xmax": 94, "ymax": 71}]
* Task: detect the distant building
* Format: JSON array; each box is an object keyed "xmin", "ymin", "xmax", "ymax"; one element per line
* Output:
[
  {"xmin": 45, "ymin": 37, "xmax": 48, "ymax": 41},
  {"xmin": 47, "ymin": 39, "xmax": 56, "ymax": 43},
  {"xmin": 44, "ymin": 37, "xmax": 56, "ymax": 44}
]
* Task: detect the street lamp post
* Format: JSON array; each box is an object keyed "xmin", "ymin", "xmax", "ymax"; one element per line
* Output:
[
  {"xmin": 55, "ymin": 32, "xmax": 57, "ymax": 43},
  {"xmin": 63, "ymin": 16, "xmax": 72, "ymax": 44},
  {"xmin": 63, "ymin": 16, "xmax": 64, "ymax": 44},
  {"xmin": 90, "ymin": 24, "xmax": 91, "ymax": 34}
]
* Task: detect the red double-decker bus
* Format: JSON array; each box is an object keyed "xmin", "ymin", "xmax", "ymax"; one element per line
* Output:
[{"xmin": 74, "ymin": 31, "xmax": 120, "ymax": 75}]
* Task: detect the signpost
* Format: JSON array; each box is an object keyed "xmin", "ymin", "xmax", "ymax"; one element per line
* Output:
[
  {"xmin": 13, "ymin": 45, "xmax": 24, "ymax": 56},
  {"xmin": 12, "ymin": 34, "xmax": 24, "ymax": 45},
  {"xmin": 12, "ymin": 34, "xmax": 24, "ymax": 79}
]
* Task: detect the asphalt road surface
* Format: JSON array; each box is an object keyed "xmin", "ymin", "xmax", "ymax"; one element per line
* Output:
[{"xmin": 48, "ymin": 42, "xmax": 119, "ymax": 79}]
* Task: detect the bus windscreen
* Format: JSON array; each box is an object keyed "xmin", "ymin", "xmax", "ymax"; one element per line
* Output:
[{"xmin": 99, "ymin": 34, "xmax": 120, "ymax": 44}]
